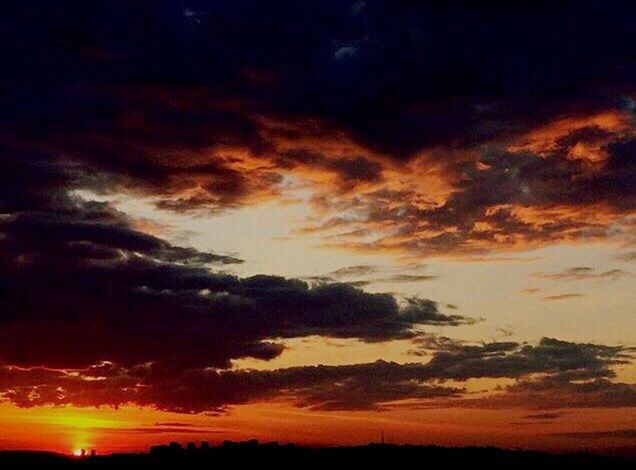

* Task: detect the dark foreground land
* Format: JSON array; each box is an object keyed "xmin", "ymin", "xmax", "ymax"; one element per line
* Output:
[{"xmin": 1, "ymin": 442, "xmax": 635, "ymax": 469}]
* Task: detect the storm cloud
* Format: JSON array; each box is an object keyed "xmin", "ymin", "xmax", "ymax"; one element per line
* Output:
[{"xmin": 0, "ymin": 1, "xmax": 634, "ymax": 244}]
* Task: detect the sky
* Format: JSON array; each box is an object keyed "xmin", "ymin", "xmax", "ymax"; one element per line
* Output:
[{"xmin": 1, "ymin": 0, "xmax": 635, "ymax": 456}]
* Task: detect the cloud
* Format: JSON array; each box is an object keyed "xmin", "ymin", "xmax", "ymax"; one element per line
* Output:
[
  {"xmin": 522, "ymin": 413, "xmax": 562, "ymax": 421},
  {"xmin": 0, "ymin": 152, "xmax": 471, "ymax": 372},
  {"xmin": 1, "ymin": 337, "xmax": 632, "ymax": 414},
  {"xmin": 0, "ymin": 209, "xmax": 468, "ymax": 369},
  {"xmin": 328, "ymin": 265, "xmax": 378, "ymax": 278},
  {"xmin": 534, "ymin": 267, "xmax": 629, "ymax": 281},
  {"xmin": 313, "ymin": 136, "xmax": 636, "ymax": 257},
  {"xmin": 8, "ymin": 1, "xmax": 633, "ymax": 159},
  {"xmin": 616, "ymin": 252, "xmax": 636, "ymax": 262},
  {"xmin": 519, "ymin": 288, "xmax": 541, "ymax": 295},
  {"xmin": 0, "ymin": 1, "xmax": 632, "ymax": 259},
  {"xmin": 542, "ymin": 293, "xmax": 585, "ymax": 301},
  {"xmin": 276, "ymin": 152, "xmax": 384, "ymax": 189},
  {"xmin": 0, "ymin": 52, "xmax": 477, "ymax": 414},
  {"xmin": 316, "ymin": 267, "xmax": 438, "ymax": 286},
  {"xmin": 419, "ymin": 337, "xmax": 631, "ymax": 382},
  {"xmin": 416, "ymin": 339, "xmax": 636, "ymax": 412},
  {"xmin": 376, "ymin": 274, "xmax": 438, "ymax": 283},
  {"xmin": 448, "ymin": 375, "xmax": 636, "ymax": 412}
]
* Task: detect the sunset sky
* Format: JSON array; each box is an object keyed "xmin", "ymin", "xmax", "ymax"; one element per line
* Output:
[{"xmin": 1, "ymin": 1, "xmax": 635, "ymax": 456}]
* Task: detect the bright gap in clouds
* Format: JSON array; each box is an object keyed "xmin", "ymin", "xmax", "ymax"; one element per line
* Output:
[{"xmin": 71, "ymin": 189, "xmax": 636, "ymax": 366}]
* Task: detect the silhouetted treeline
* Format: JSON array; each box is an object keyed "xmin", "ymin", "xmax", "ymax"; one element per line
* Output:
[{"xmin": 1, "ymin": 441, "xmax": 634, "ymax": 469}]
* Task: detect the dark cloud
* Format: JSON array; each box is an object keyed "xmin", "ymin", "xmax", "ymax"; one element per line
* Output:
[
  {"xmin": 413, "ymin": 339, "xmax": 636, "ymax": 412},
  {"xmin": 419, "ymin": 337, "xmax": 630, "ymax": 382},
  {"xmin": 0, "ymin": 207, "xmax": 467, "ymax": 369},
  {"xmin": 0, "ymin": 1, "xmax": 632, "ymax": 270},
  {"xmin": 0, "ymin": 360, "xmax": 460, "ymax": 413},
  {"xmin": 490, "ymin": 376, "xmax": 636, "ymax": 410},
  {"xmin": 0, "ymin": 151, "xmax": 469, "ymax": 372},
  {"xmin": 1, "ymin": 1, "xmax": 634, "ymax": 214},
  {"xmin": 0, "ymin": 51, "xmax": 472, "ymax": 413},
  {"xmin": 276, "ymin": 152, "xmax": 384, "ymax": 189},
  {"xmin": 11, "ymin": 2, "xmax": 631, "ymax": 150},
  {"xmin": 302, "ymin": 276, "xmax": 337, "ymax": 285},
  {"xmin": 1, "ymin": 337, "xmax": 632, "ymax": 414}
]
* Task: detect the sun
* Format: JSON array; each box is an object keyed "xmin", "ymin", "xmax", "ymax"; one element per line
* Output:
[{"xmin": 73, "ymin": 449, "xmax": 85, "ymax": 457}]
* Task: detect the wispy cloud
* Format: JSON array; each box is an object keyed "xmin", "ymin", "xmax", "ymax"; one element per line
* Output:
[
  {"xmin": 542, "ymin": 293, "xmax": 585, "ymax": 301},
  {"xmin": 534, "ymin": 267, "xmax": 629, "ymax": 281}
]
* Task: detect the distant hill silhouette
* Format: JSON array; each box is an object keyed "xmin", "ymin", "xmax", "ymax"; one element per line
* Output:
[{"xmin": 1, "ymin": 441, "xmax": 634, "ymax": 469}]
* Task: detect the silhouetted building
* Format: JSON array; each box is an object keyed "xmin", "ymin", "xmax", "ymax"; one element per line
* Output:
[
  {"xmin": 243, "ymin": 439, "xmax": 259, "ymax": 448},
  {"xmin": 2, "ymin": 442, "xmax": 634, "ymax": 469},
  {"xmin": 150, "ymin": 441, "xmax": 186, "ymax": 458},
  {"xmin": 168, "ymin": 442, "xmax": 182, "ymax": 451}
]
